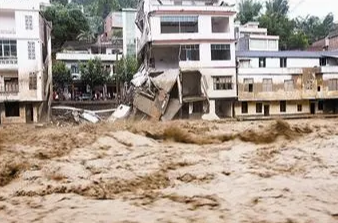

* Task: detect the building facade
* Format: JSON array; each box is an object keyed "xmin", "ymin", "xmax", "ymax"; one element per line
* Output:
[
  {"xmin": 122, "ymin": 8, "xmax": 138, "ymax": 56},
  {"xmin": 235, "ymin": 51, "xmax": 338, "ymax": 118},
  {"xmin": 136, "ymin": 0, "xmax": 237, "ymax": 119},
  {"xmin": 0, "ymin": 0, "xmax": 52, "ymax": 124},
  {"xmin": 235, "ymin": 21, "xmax": 279, "ymax": 51}
]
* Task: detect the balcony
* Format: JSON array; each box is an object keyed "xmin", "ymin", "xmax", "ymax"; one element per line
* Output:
[
  {"xmin": 0, "ymin": 83, "xmax": 19, "ymax": 101},
  {"xmin": 0, "ymin": 58, "xmax": 18, "ymax": 70},
  {"xmin": 56, "ymin": 53, "xmax": 122, "ymax": 62}
]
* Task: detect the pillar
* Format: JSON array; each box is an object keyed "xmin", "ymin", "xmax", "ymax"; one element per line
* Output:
[{"xmin": 202, "ymin": 100, "xmax": 220, "ymax": 120}]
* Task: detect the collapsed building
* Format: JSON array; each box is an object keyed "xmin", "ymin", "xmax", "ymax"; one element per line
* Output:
[{"xmin": 131, "ymin": 0, "xmax": 237, "ymax": 120}]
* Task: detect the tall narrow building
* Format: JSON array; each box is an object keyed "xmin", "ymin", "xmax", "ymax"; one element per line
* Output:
[{"xmin": 0, "ymin": 0, "xmax": 52, "ymax": 124}]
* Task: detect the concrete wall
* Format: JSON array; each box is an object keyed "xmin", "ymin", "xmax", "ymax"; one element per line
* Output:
[
  {"xmin": 234, "ymin": 100, "xmax": 311, "ymax": 117},
  {"xmin": 240, "ymin": 57, "xmax": 320, "ymax": 69}
]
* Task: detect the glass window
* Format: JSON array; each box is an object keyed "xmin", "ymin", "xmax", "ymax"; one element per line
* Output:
[
  {"xmin": 242, "ymin": 102, "xmax": 248, "ymax": 114},
  {"xmin": 262, "ymin": 78, "xmax": 273, "ymax": 92},
  {"xmin": 180, "ymin": 45, "xmax": 199, "ymax": 61},
  {"xmin": 211, "ymin": 44, "xmax": 231, "ymax": 61},
  {"xmin": 160, "ymin": 16, "xmax": 198, "ymax": 34},
  {"xmin": 28, "ymin": 41, "xmax": 36, "ymax": 60},
  {"xmin": 29, "ymin": 72, "xmax": 37, "ymax": 90},
  {"xmin": 244, "ymin": 78, "xmax": 254, "ymax": 92},
  {"xmin": 328, "ymin": 79, "xmax": 338, "ymax": 91},
  {"xmin": 284, "ymin": 79, "xmax": 294, "ymax": 91},
  {"xmin": 213, "ymin": 76, "xmax": 232, "ymax": 90},
  {"xmin": 0, "ymin": 40, "xmax": 17, "ymax": 58},
  {"xmin": 25, "ymin": 15, "xmax": 33, "ymax": 30},
  {"xmin": 280, "ymin": 57, "xmax": 287, "ymax": 68},
  {"xmin": 256, "ymin": 103, "xmax": 262, "ymax": 113},
  {"xmin": 259, "ymin": 57, "xmax": 266, "ymax": 67},
  {"xmin": 297, "ymin": 104, "xmax": 302, "ymax": 112},
  {"xmin": 280, "ymin": 101, "xmax": 286, "ymax": 112}
]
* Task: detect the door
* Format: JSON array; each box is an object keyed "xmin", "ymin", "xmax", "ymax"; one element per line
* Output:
[
  {"xmin": 310, "ymin": 103, "xmax": 316, "ymax": 114},
  {"xmin": 26, "ymin": 104, "xmax": 33, "ymax": 123},
  {"xmin": 264, "ymin": 105, "xmax": 270, "ymax": 116}
]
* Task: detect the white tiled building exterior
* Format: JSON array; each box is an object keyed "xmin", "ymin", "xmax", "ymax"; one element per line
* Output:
[
  {"xmin": 0, "ymin": 0, "xmax": 52, "ymax": 124},
  {"xmin": 137, "ymin": 0, "xmax": 237, "ymax": 119}
]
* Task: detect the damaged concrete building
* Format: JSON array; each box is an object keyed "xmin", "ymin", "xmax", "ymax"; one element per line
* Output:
[
  {"xmin": 133, "ymin": 0, "xmax": 237, "ymax": 120},
  {"xmin": 0, "ymin": 0, "xmax": 52, "ymax": 124}
]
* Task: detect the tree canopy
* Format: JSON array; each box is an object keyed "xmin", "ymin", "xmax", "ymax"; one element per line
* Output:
[
  {"xmin": 237, "ymin": 0, "xmax": 335, "ymax": 50},
  {"xmin": 115, "ymin": 56, "xmax": 139, "ymax": 83},
  {"xmin": 52, "ymin": 61, "xmax": 72, "ymax": 90},
  {"xmin": 42, "ymin": 3, "xmax": 90, "ymax": 50},
  {"xmin": 80, "ymin": 58, "xmax": 110, "ymax": 93}
]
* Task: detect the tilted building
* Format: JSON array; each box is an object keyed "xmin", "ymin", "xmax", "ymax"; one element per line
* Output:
[
  {"xmin": 134, "ymin": 0, "xmax": 237, "ymax": 120},
  {"xmin": 0, "ymin": 0, "xmax": 52, "ymax": 124}
]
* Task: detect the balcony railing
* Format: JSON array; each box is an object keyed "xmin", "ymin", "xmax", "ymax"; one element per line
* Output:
[
  {"xmin": 0, "ymin": 85, "xmax": 19, "ymax": 94},
  {"xmin": 0, "ymin": 29, "xmax": 16, "ymax": 35},
  {"xmin": 0, "ymin": 58, "xmax": 18, "ymax": 65}
]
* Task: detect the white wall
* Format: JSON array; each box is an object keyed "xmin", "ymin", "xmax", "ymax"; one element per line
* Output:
[
  {"xmin": 0, "ymin": 11, "xmax": 16, "ymax": 33},
  {"xmin": 240, "ymin": 57, "xmax": 320, "ymax": 68}
]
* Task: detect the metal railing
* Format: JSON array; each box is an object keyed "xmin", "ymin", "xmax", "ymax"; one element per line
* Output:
[
  {"xmin": 0, "ymin": 58, "xmax": 18, "ymax": 65},
  {"xmin": 0, "ymin": 29, "xmax": 16, "ymax": 35},
  {"xmin": 0, "ymin": 85, "xmax": 19, "ymax": 93}
]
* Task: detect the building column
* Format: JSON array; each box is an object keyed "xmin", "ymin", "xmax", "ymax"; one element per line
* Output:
[
  {"xmin": 33, "ymin": 104, "xmax": 38, "ymax": 123},
  {"xmin": 202, "ymin": 100, "xmax": 220, "ymax": 120}
]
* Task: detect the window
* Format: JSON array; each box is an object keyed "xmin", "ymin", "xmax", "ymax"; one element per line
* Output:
[
  {"xmin": 259, "ymin": 57, "xmax": 266, "ymax": 67},
  {"xmin": 71, "ymin": 65, "xmax": 79, "ymax": 73},
  {"xmin": 242, "ymin": 102, "xmax": 248, "ymax": 114},
  {"xmin": 256, "ymin": 103, "xmax": 262, "ymax": 113},
  {"xmin": 262, "ymin": 78, "xmax": 273, "ymax": 92},
  {"xmin": 0, "ymin": 40, "xmax": 17, "ymax": 58},
  {"xmin": 180, "ymin": 45, "xmax": 199, "ymax": 61},
  {"xmin": 213, "ymin": 76, "xmax": 232, "ymax": 90},
  {"xmin": 284, "ymin": 79, "xmax": 294, "ymax": 91},
  {"xmin": 211, "ymin": 17, "xmax": 230, "ymax": 33},
  {"xmin": 320, "ymin": 57, "xmax": 327, "ymax": 66},
  {"xmin": 160, "ymin": 16, "xmax": 198, "ymax": 33},
  {"xmin": 25, "ymin": 15, "xmax": 33, "ymax": 30},
  {"xmin": 297, "ymin": 104, "xmax": 302, "ymax": 112},
  {"xmin": 29, "ymin": 72, "xmax": 37, "ymax": 90},
  {"xmin": 318, "ymin": 101, "xmax": 323, "ymax": 111},
  {"xmin": 211, "ymin": 44, "xmax": 231, "ymax": 61},
  {"xmin": 328, "ymin": 79, "xmax": 338, "ymax": 91},
  {"xmin": 280, "ymin": 58, "xmax": 287, "ymax": 68},
  {"xmin": 5, "ymin": 102, "xmax": 20, "ymax": 117},
  {"xmin": 28, "ymin": 41, "xmax": 35, "ymax": 60},
  {"xmin": 318, "ymin": 86, "xmax": 321, "ymax": 92},
  {"xmin": 244, "ymin": 78, "xmax": 253, "ymax": 92},
  {"xmin": 280, "ymin": 101, "xmax": 286, "ymax": 112}
]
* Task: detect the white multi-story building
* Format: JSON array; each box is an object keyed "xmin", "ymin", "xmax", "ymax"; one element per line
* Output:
[
  {"xmin": 235, "ymin": 21, "xmax": 279, "ymax": 51},
  {"xmin": 235, "ymin": 50, "xmax": 338, "ymax": 118},
  {"xmin": 0, "ymin": 0, "xmax": 52, "ymax": 124},
  {"xmin": 136, "ymin": 0, "xmax": 237, "ymax": 119}
]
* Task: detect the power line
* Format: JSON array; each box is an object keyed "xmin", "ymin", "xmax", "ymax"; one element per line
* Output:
[{"xmin": 290, "ymin": 0, "xmax": 307, "ymax": 13}]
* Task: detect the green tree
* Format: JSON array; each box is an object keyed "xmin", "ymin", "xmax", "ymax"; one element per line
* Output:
[
  {"xmin": 52, "ymin": 61, "xmax": 72, "ymax": 90},
  {"xmin": 115, "ymin": 56, "xmax": 139, "ymax": 83},
  {"xmin": 51, "ymin": 0, "xmax": 68, "ymax": 6},
  {"xmin": 236, "ymin": 0, "xmax": 262, "ymax": 25},
  {"xmin": 42, "ymin": 3, "xmax": 90, "ymax": 51},
  {"xmin": 80, "ymin": 58, "xmax": 109, "ymax": 95},
  {"xmin": 112, "ymin": 29, "xmax": 123, "ymax": 38},
  {"xmin": 77, "ymin": 29, "xmax": 95, "ymax": 42}
]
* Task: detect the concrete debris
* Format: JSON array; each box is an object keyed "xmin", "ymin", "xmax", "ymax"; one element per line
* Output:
[
  {"xmin": 52, "ymin": 106, "xmax": 102, "ymax": 124},
  {"xmin": 108, "ymin": 105, "xmax": 131, "ymax": 122},
  {"xmin": 80, "ymin": 112, "xmax": 100, "ymax": 124}
]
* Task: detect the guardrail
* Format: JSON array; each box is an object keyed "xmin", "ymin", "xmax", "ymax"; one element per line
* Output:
[{"xmin": 0, "ymin": 58, "xmax": 18, "ymax": 65}]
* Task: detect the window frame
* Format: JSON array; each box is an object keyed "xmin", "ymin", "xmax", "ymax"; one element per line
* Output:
[
  {"xmin": 210, "ymin": 44, "xmax": 231, "ymax": 61},
  {"xmin": 259, "ymin": 57, "xmax": 266, "ymax": 68},
  {"xmin": 242, "ymin": 102, "xmax": 248, "ymax": 114},
  {"xmin": 244, "ymin": 78, "xmax": 254, "ymax": 92},
  {"xmin": 256, "ymin": 103, "xmax": 262, "ymax": 114},
  {"xmin": 280, "ymin": 57, "xmax": 287, "ymax": 68},
  {"xmin": 280, "ymin": 101, "xmax": 286, "ymax": 113},
  {"xmin": 262, "ymin": 78, "xmax": 273, "ymax": 92},
  {"xmin": 284, "ymin": 79, "xmax": 294, "ymax": 91},
  {"xmin": 28, "ymin": 41, "xmax": 36, "ymax": 60},
  {"xmin": 213, "ymin": 76, "xmax": 232, "ymax": 90},
  {"xmin": 25, "ymin": 15, "xmax": 33, "ymax": 30},
  {"xmin": 180, "ymin": 44, "xmax": 200, "ymax": 61}
]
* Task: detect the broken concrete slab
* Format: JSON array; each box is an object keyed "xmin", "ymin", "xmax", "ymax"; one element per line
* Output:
[
  {"xmin": 108, "ymin": 105, "xmax": 131, "ymax": 122},
  {"xmin": 150, "ymin": 69, "xmax": 180, "ymax": 93},
  {"xmin": 161, "ymin": 99, "xmax": 182, "ymax": 121}
]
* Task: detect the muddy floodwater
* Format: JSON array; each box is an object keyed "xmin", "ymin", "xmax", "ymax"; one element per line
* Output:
[{"xmin": 0, "ymin": 119, "xmax": 338, "ymax": 223}]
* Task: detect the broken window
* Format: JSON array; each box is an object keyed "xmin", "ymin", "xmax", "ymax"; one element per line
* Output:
[
  {"xmin": 284, "ymin": 79, "xmax": 294, "ymax": 91},
  {"xmin": 256, "ymin": 103, "xmax": 262, "ymax": 113},
  {"xmin": 211, "ymin": 44, "xmax": 231, "ymax": 61},
  {"xmin": 262, "ymin": 78, "xmax": 273, "ymax": 92},
  {"xmin": 259, "ymin": 57, "xmax": 266, "ymax": 67},
  {"xmin": 280, "ymin": 57, "xmax": 287, "ymax": 68},
  {"xmin": 280, "ymin": 101, "xmax": 286, "ymax": 113},
  {"xmin": 180, "ymin": 45, "xmax": 199, "ymax": 61},
  {"xmin": 160, "ymin": 16, "xmax": 198, "ymax": 33},
  {"xmin": 213, "ymin": 76, "xmax": 232, "ymax": 90},
  {"xmin": 297, "ymin": 104, "xmax": 302, "ymax": 112},
  {"xmin": 5, "ymin": 102, "xmax": 20, "ymax": 117},
  {"xmin": 244, "ymin": 78, "xmax": 253, "ymax": 92},
  {"xmin": 29, "ymin": 72, "xmax": 37, "ymax": 90},
  {"xmin": 211, "ymin": 17, "xmax": 230, "ymax": 33},
  {"xmin": 328, "ymin": 79, "xmax": 338, "ymax": 91},
  {"xmin": 241, "ymin": 102, "xmax": 248, "ymax": 114}
]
